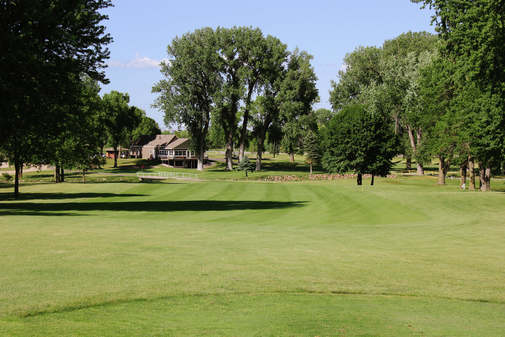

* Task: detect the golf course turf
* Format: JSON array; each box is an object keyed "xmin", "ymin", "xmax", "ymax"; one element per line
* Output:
[{"xmin": 1, "ymin": 176, "xmax": 505, "ymax": 336}]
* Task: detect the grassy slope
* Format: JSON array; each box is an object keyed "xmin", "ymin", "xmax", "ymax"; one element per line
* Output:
[{"xmin": 1, "ymin": 176, "xmax": 505, "ymax": 336}]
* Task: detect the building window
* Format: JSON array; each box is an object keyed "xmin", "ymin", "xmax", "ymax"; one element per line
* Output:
[{"xmin": 175, "ymin": 150, "xmax": 186, "ymax": 157}]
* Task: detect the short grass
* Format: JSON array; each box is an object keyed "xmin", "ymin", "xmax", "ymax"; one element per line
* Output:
[{"xmin": 1, "ymin": 175, "xmax": 505, "ymax": 336}]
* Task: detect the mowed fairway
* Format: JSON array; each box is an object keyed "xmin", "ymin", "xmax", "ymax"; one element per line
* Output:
[{"xmin": 1, "ymin": 178, "xmax": 505, "ymax": 336}]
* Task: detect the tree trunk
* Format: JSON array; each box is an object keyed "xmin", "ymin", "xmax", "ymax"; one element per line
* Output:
[
  {"xmin": 416, "ymin": 163, "xmax": 424, "ymax": 176},
  {"xmin": 407, "ymin": 125, "xmax": 416, "ymax": 153},
  {"xmin": 481, "ymin": 167, "xmax": 491, "ymax": 192},
  {"xmin": 459, "ymin": 163, "xmax": 467, "ymax": 188},
  {"xmin": 113, "ymin": 146, "xmax": 118, "ymax": 168},
  {"xmin": 82, "ymin": 169, "xmax": 86, "ymax": 184},
  {"xmin": 406, "ymin": 156, "xmax": 412, "ymax": 170},
  {"xmin": 238, "ymin": 109, "xmax": 250, "ymax": 162},
  {"xmin": 357, "ymin": 173, "xmax": 362, "ymax": 186},
  {"xmin": 479, "ymin": 164, "xmax": 485, "ymax": 191},
  {"xmin": 468, "ymin": 157, "xmax": 475, "ymax": 191},
  {"xmin": 438, "ymin": 156, "xmax": 446, "ymax": 185},
  {"xmin": 239, "ymin": 85, "xmax": 255, "ymax": 162},
  {"xmin": 14, "ymin": 160, "xmax": 21, "ymax": 198},
  {"xmin": 54, "ymin": 165, "xmax": 61, "ymax": 183},
  {"xmin": 60, "ymin": 167, "xmax": 65, "ymax": 182},
  {"xmin": 255, "ymin": 152, "xmax": 262, "ymax": 171},
  {"xmin": 371, "ymin": 174, "xmax": 375, "ymax": 186},
  {"xmin": 289, "ymin": 152, "xmax": 295, "ymax": 163},
  {"xmin": 256, "ymin": 134, "xmax": 265, "ymax": 171},
  {"xmin": 197, "ymin": 142, "xmax": 205, "ymax": 171},
  {"xmin": 238, "ymin": 143, "xmax": 246, "ymax": 163},
  {"xmin": 197, "ymin": 153, "xmax": 204, "ymax": 171},
  {"xmin": 407, "ymin": 126, "xmax": 424, "ymax": 176},
  {"xmin": 225, "ymin": 130, "xmax": 233, "ymax": 171},
  {"xmin": 309, "ymin": 162, "xmax": 313, "ymax": 175}
]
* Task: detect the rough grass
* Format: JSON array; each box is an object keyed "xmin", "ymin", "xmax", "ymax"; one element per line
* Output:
[{"xmin": 1, "ymin": 174, "xmax": 505, "ymax": 335}]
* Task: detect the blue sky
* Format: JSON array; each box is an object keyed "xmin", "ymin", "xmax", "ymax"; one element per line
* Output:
[{"xmin": 101, "ymin": 1, "xmax": 435, "ymax": 129}]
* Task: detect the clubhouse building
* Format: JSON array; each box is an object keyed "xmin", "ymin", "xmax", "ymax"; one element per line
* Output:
[{"xmin": 129, "ymin": 134, "xmax": 205, "ymax": 169}]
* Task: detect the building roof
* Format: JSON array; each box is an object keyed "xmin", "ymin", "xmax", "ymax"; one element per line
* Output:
[
  {"xmin": 165, "ymin": 138, "xmax": 191, "ymax": 149},
  {"xmin": 144, "ymin": 134, "xmax": 177, "ymax": 147}
]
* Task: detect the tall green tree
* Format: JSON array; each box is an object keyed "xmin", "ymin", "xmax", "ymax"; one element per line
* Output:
[
  {"xmin": 330, "ymin": 33, "xmax": 437, "ymax": 175},
  {"xmin": 48, "ymin": 76, "xmax": 105, "ymax": 183},
  {"xmin": 414, "ymin": 0, "xmax": 505, "ymax": 190},
  {"xmin": 0, "ymin": 0, "xmax": 112, "ymax": 197},
  {"xmin": 214, "ymin": 27, "xmax": 245, "ymax": 170},
  {"xmin": 154, "ymin": 28, "xmax": 222, "ymax": 171},
  {"xmin": 303, "ymin": 130, "xmax": 321, "ymax": 174},
  {"xmin": 102, "ymin": 91, "xmax": 140, "ymax": 168},
  {"xmin": 279, "ymin": 49, "xmax": 319, "ymax": 162},
  {"xmin": 380, "ymin": 32, "xmax": 438, "ymax": 174},
  {"xmin": 235, "ymin": 28, "xmax": 270, "ymax": 162},
  {"xmin": 250, "ymin": 36, "xmax": 288, "ymax": 170},
  {"xmin": 330, "ymin": 47, "xmax": 383, "ymax": 111},
  {"xmin": 322, "ymin": 104, "xmax": 397, "ymax": 185},
  {"xmin": 127, "ymin": 109, "xmax": 161, "ymax": 147}
]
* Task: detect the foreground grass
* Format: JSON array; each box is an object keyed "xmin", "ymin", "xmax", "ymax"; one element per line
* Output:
[{"xmin": 1, "ymin": 177, "xmax": 505, "ymax": 336}]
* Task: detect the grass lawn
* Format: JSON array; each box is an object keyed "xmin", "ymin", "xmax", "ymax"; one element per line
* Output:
[{"xmin": 1, "ymin": 173, "xmax": 505, "ymax": 335}]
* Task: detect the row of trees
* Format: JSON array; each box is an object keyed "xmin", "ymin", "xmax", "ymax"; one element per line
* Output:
[
  {"xmin": 153, "ymin": 26, "xmax": 319, "ymax": 171},
  {"xmin": 325, "ymin": 0, "xmax": 505, "ymax": 190},
  {"xmin": 0, "ymin": 1, "xmax": 161, "ymax": 196}
]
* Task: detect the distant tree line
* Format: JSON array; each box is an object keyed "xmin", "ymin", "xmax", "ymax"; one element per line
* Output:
[{"xmin": 2, "ymin": 0, "xmax": 504, "ymax": 196}]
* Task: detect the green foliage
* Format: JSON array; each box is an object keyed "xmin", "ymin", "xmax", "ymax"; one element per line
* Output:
[
  {"xmin": 414, "ymin": 0, "xmax": 505, "ymax": 187},
  {"xmin": 279, "ymin": 50, "xmax": 319, "ymax": 158},
  {"xmin": 2, "ymin": 172, "xmax": 12, "ymax": 182},
  {"xmin": 0, "ymin": 0, "xmax": 112, "ymax": 196},
  {"xmin": 128, "ymin": 109, "xmax": 161, "ymax": 146},
  {"xmin": 322, "ymin": 104, "xmax": 397, "ymax": 182},
  {"xmin": 237, "ymin": 156, "xmax": 256, "ymax": 176},
  {"xmin": 153, "ymin": 27, "xmax": 222, "ymax": 168},
  {"xmin": 313, "ymin": 108, "xmax": 334, "ymax": 129},
  {"xmin": 303, "ymin": 130, "xmax": 321, "ymax": 173},
  {"xmin": 330, "ymin": 33, "xmax": 438, "ymax": 172},
  {"xmin": 102, "ymin": 91, "xmax": 140, "ymax": 167}
]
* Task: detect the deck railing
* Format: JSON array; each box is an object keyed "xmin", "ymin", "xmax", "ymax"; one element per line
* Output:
[{"xmin": 136, "ymin": 171, "xmax": 198, "ymax": 180}]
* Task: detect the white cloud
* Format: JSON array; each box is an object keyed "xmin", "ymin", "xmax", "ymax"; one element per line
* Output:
[{"xmin": 108, "ymin": 53, "xmax": 168, "ymax": 69}]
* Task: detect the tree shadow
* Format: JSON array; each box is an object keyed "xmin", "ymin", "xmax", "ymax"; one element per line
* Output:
[
  {"xmin": 260, "ymin": 161, "xmax": 310, "ymax": 172},
  {"xmin": 0, "ymin": 200, "xmax": 307, "ymax": 216},
  {"xmin": 0, "ymin": 192, "xmax": 147, "ymax": 201}
]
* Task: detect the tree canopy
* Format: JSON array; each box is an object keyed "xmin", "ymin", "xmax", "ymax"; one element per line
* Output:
[
  {"xmin": 322, "ymin": 104, "xmax": 397, "ymax": 185},
  {"xmin": 0, "ymin": 0, "xmax": 112, "ymax": 197}
]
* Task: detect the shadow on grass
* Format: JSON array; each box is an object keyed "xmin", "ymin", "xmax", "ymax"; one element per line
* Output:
[
  {"xmin": 0, "ymin": 200, "xmax": 307, "ymax": 216},
  {"xmin": 0, "ymin": 192, "xmax": 147, "ymax": 201}
]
